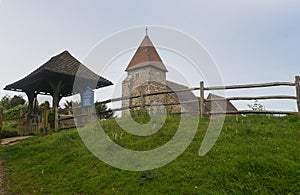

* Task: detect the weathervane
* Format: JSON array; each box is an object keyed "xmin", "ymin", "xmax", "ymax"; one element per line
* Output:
[{"xmin": 145, "ymin": 27, "xmax": 148, "ymax": 35}]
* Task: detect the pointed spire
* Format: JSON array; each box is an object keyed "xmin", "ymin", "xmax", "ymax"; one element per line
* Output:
[{"xmin": 125, "ymin": 33, "xmax": 168, "ymax": 72}]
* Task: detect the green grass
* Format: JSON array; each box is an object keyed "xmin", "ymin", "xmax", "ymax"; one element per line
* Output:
[
  {"xmin": 0, "ymin": 120, "xmax": 18, "ymax": 138},
  {"xmin": 1, "ymin": 120, "xmax": 18, "ymax": 132},
  {"xmin": 0, "ymin": 115, "xmax": 300, "ymax": 194}
]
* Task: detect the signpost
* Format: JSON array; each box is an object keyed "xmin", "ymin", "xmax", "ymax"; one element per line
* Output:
[
  {"xmin": 81, "ymin": 87, "xmax": 95, "ymax": 124},
  {"xmin": 81, "ymin": 87, "xmax": 95, "ymax": 108}
]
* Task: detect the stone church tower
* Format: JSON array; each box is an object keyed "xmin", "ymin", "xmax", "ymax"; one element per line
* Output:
[
  {"xmin": 121, "ymin": 33, "xmax": 201, "ymax": 116},
  {"xmin": 122, "ymin": 34, "xmax": 169, "ymax": 116}
]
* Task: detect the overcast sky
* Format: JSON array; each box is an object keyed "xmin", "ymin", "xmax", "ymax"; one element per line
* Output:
[{"xmin": 0, "ymin": 0, "xmax": 299, "ymax": 111}]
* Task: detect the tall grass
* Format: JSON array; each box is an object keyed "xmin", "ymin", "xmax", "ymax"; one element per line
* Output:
[{"xmin": 0, "ymin": 115, "xmax": 299, "ymax": 194}]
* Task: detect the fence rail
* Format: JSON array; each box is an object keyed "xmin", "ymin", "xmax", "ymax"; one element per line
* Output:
[
  {"xmin": 206, "ymin": 95, "xmax": 297, "ymax": 102},
  {"xmin": 96, "ymin": 76, "xmax": 300, "ymax": 118},
  {"xmin": 210, "ymin": 110, "xmax": 298, "ymax": 115},
  {"xmin": 203, "ymin": 81, "xmax": 295, "ymax": 91},
  {"xmin": 45, "ymin": 76, "xmax": 300, "ymax": 131}
]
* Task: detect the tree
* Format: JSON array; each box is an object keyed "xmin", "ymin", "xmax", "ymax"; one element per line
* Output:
[
  {"xmin": 60, "ymin": 100, "xmax": 73, "ymax": 115},
  {"xmin": 0, "ymin": 96, "xmax": 10, "ymax": 110},
  {"xmin": 95, "ymin": 101, "xmax": 114, "ymax": 119},
  {"xmin": 59, "ymin": 100, "xmax": 81, "ymax": 115},
  {"xmin": 0, "ymin": 95, "xmax": 26, "ymax": 110},
  {"xmin": 10, "ymin": 95, "xmax": 26, "ymax": 108},
  {"xmin": 63, "ymin": 100, "xmax": 73, "ymax": 110}
]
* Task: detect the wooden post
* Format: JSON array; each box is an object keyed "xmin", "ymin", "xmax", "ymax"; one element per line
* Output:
[
  {"xmin": 25, "ymin": 91, "xmax": 36, "ymax": 117},
  {"xmin": 0, "ymin": 107, "xmax": 3, "ymax": 131},
  {"xmin": 53, "ymin": 91, "xmax": 59, "ymax": 132},
  {"xmin": 50, "ymin": 81, "xmax": 63, "ymax": 132},
  {"xmin": 140, "ymin": 91, "xmax": 145, "ymax": 114},
  {"xmin": 295, "ymin": 76, "xmax": 300, "ymax": 117},
  {"xmin": 200, "ymin": 81, "xmax": 205, "ymax": 118},
  {"xmin": 43, "ymin": 101, "xmax": 49, "ymax": 134}
]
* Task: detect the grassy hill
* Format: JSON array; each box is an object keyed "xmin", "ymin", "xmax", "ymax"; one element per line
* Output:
[{"xmin": 0, "ymin": 115, "xmax": 299, "ymax": 194}]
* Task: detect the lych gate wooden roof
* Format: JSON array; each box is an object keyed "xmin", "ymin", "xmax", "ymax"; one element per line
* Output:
[
  {"xmin": 4, "ymin": 50, "xmax": 113, "ymax": 97},
  {"xmin": 125, "ymin": 35, "xmax": 168, "ymax": 72}
]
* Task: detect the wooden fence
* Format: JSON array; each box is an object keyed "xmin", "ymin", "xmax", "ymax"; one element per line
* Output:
[
  {"xmin": 0, "ymin": 107, "xmax": 3, "ymax": 131},
  {"xmin": 25, "ymin": 75, "xmax": 300, "ymax": 131},
  {"xmin": 96, "ymin": 75, "xmax": 300, "ymax": 118}
]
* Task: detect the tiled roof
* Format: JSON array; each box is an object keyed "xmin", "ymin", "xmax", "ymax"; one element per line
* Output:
[
  {"xmin": 125, "ymin": 35, "xmax": 168, "ymax": 72},
  {"xmin": 28, "ymin": 50, "xmax": 109, "ymax": 81},
  {"xmin": 4, "ymin": 51, "xmax": 112, "ymax": 97}
]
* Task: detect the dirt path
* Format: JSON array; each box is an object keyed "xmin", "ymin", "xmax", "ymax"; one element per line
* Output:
[
  {"xmin": 1, "ymin": 136, "xmax": 32, "ymax": 146},
  {"xmin": 0, "ymin": 158, "xmax": 4, "ymax": 195}
]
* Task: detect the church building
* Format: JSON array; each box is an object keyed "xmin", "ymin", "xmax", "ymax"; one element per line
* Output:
[
  {"xmin": 121, "ymin": 33, "xmax": 199, "ymax": 116},
  {"xmin": 121, "ymin": 32, "xmax": 238, "ymax": 117}
]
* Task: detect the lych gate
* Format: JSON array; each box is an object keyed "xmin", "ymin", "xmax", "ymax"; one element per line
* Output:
[{"xmin": 4, "ymin": 50, "xmax": 112, "ymax": 134}]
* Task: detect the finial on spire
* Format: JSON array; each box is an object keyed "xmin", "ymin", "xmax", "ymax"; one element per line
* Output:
[{"xmin": 145, "ymin": 27, "xmax": 148, "ymax": 35}]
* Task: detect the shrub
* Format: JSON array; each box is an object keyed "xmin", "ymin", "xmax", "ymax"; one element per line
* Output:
[
  {"xmin": 3, "ymin": 105, "xmax": 28, "ymax": 120},
  {"xmin": 0, "ymin": 130, "xmax": 18, "ymax": 138},
  {"xmin": 0, "ymin": 95, "xmax": 26, "ymax": 110}
]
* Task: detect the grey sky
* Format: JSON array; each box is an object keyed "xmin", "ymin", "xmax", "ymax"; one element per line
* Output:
[{"xmin": 0, "ymin": 0, "xmax": 299, "ymax": 111}]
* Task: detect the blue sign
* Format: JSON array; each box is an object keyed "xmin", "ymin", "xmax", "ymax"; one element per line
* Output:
[{"xmin": 81, "ymin": 87, "xmax": 94, "ymax": 107}]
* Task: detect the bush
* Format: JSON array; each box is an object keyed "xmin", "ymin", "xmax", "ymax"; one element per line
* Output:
[
  {"xmin": 0, "ymin": 130, "xmax": 18, "ymax": 138},
  {"xmin": 0, "ymin": 95, "xmax": 26, "ymax": 110},
  {"xmin": 3, "ymin": 105, "xmax": 28, "ymax": 120},
  {"xmin": 95, "ymin": 101, "xmax": 114, "ymax": 119}
]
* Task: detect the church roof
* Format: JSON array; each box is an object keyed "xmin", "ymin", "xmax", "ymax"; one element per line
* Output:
[
  {"xmin": 166, "ymin": 81, "xmax": 199, "ymax": 113},
  {"xmin": 204, "ymin": 93, "xmax": 238, "ymax": 114},
  {"xmin": 4, "ymin": 50, "xmax": 113, "ymax": 97},
  {"xmin": 125, "ymin": 35, "xmax": 168, "ymax": 72}
]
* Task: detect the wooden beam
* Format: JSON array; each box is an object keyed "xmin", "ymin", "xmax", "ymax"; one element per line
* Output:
[
  {"xmin": 100, "ymin": 88, "xmax": 195, "ymax": 104},
  {"xmin": 204, "ymin": 82, "xmax": 295, "ymax": 91},
  {"xmin": 140, "ymin": 91, "xmax": 145, "ymax": 114},
  {"xmin": 50, "ymin": 81, "xmax": 64, "ymax": 132},
  {"xmin": 206, "ymin": 95, "xmax": 297, "ymax": 102},
  {"xmin": 107, "ymin": 100, "xmax": 200, "ymax": 113},
  {"xmin": 210, "ymin": 110, "xmax": 296, "ymax": 115},
  {"xmin": 200, "ymin": 81, "xmax": 204, "ymax": 119},
  {"xmin": 42, "ymin": 101, "xmax": 50, "ymax": 134},
  {"xmin": 25, "ymin": 91, "xmax": 36, "ymax": 117},
  {"xmin": 295, "ymin": 76, "xmax": 300, "ymax": 116}
]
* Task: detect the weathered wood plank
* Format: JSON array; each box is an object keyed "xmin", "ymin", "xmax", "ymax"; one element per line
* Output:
[
  {"xmin": 295, "ymin": 76, "xmax": 300, "ymax": 116},
  {"xmin": 206, "ymin": 95, "xmax": 297, "ymax": 102},
  {"xmin": 200, "ymin": 81, "xmax": 205, "ymax": 119},
  {"xmin": 99, "ymin": 88, "xmax": 195, "ymax": 104},
  {"xmin": 210, "ymin": 110, "xmax": 296, "ymax": 115},
  {"xmin": 204, "ymin": 82, "xmax": 295, "ymax": 91}
]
